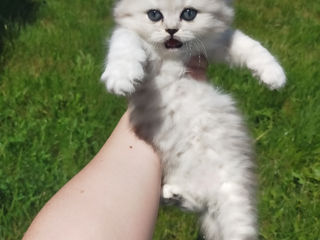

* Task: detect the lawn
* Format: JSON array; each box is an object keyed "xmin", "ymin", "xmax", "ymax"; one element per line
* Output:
[{"xmin": 0, "ymin": 0, "xmax": 319, "ymax": 239}]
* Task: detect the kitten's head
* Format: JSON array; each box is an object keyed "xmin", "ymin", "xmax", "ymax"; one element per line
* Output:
[{"xmin": 113, "ymin": 0, "xmax": 234, "ymax": 57}]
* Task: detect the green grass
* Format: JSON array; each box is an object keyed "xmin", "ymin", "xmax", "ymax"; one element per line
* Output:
[
  {"xmin": 0, "ymin": 0, "xmax": 319, "ymax": 239},
  {"xmin": 0, "ymin": 0, "xmax": 39, "ymax": 55}
]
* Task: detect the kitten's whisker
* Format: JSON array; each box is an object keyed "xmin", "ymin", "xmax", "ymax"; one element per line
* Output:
[
  {"xmin": 194, "ymin": 38, "xmax": 209, "ymax": 60},
  {"xmin": 185, "ymin": 42, "xmax": 193, "ymax": 59},
  {"xmin": 191, "ymin": 41, "xmax": 202, "ymax": 59},
  {"xmin": 152, "ymin": 42, "xmax": 162, "ymax": 51},
  {"xmin": 190, "ymin": 41, "xmax": 202, "ymax": 62}
]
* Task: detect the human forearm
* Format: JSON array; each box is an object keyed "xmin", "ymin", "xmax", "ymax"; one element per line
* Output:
[{"xmin": 23, "ymin": 112, "xmax": 161, "ymax": 240}]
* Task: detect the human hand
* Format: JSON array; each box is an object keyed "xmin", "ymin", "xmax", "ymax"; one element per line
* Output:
[{"xmin": 186, "ymin": 55, "xmax": 209, "ymax": 81}]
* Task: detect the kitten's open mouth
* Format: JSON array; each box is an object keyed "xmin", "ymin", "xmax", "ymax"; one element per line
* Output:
[{"xmin": 165, "ymin": 38, "xmax": 183, "ymax": 49}]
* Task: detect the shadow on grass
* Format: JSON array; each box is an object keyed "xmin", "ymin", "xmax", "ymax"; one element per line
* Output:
[{"xmin": 0, "ymin": 0, "xmax": 40, "ymax": 56}]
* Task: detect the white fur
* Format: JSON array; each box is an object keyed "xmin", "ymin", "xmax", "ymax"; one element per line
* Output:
[
  {"xmin": 101, "ymin": 0, "xmax": 285, "ymax": 239},
  {"xmin": 227, "ymin": 30, "xmax": 286, "ymax": 89}
]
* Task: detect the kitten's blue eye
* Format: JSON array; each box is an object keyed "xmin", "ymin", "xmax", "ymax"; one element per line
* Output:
[
  {"xmin": 147, "ymin": 10, "xmax": 163, "ymax": 22},
  {"xmin": 181, "ymin": 8, "xmax": 198, "ymax": 21}
]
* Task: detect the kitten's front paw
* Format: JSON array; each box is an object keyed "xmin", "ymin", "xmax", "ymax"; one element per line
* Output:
[
  {"xmin": 257, "ymin": 62, "xmax": 286, "ymax": 90},
  {"xmin": 101, "ymin": 61, "xmax": 145, "ymax": 96}
]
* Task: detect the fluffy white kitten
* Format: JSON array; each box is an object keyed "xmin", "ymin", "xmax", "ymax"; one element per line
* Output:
[{"xmin": 101, "ymin": 0, "xmax": 286, "ymax": 239}]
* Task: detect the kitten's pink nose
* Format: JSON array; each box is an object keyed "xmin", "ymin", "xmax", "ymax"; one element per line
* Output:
[{"xmin": 166, "ymin": 29, "xmax": 178, "ymax": 36}]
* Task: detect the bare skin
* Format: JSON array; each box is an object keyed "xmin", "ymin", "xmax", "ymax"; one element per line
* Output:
[
  {"xmin": 186, "ymin": 55, "xmax": 208, "ymax": 81},
  {"xmin": 23, "ymin": 112, "xmax": 161, "ymax": 240},
  {"xmin": 23, "ymin": 56, "xmax": 208, "ymax": 240}
]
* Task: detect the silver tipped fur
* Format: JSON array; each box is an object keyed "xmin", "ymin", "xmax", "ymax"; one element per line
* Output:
[{"xmin": 101, "ymin": 0, "xmax": 285, "ymax": 239}]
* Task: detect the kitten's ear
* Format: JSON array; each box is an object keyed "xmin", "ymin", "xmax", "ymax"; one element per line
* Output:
[{"xmin": 113, "ymin": 0, "xmax": 131, "ymax": 19}]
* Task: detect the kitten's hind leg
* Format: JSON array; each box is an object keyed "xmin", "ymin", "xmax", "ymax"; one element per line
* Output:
[
  {"xmin": 161, "ymin": 184, "xmax": 201, "ymax": 211},
  {"xmin": 209, "ymin": 182, "xmax": 257, "ymax": 240},
  {"xmin": 200, "ymin": 210, "xmax": 222, "ymax": 240},
  {"xmin": 162, "ymin": 184, "xmax": 182, "ymax": 201}
]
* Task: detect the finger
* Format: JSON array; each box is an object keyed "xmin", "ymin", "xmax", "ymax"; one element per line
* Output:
[
  {"xmin": 187, "ymin": 55, "xmax": 208, "ymax": 70},
  {"xmin": 186, "ymin": 55, "xmax": 209, "ymax": 81}
]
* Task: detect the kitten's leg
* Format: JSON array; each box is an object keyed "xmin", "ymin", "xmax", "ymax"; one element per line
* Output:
[
  {"xmin": 101, "ymin": 28, "xmax": 148, "ymax": 96},
  {"xmin": 225, "ymin": 30, "xmax": 286, "ymax": 90},
  {"xmin": 200, "ymin": 210, "xmax": 222, "ymax": 240},
  {"xmin": 161, "ymin": 184, "xmax": 201, "ymax": 211},
  {"xmin": 205, "ymin": 182, "xmax": 257, "ymax": 240},
  {"xmin": 162, "ymin": 184, "xmax": 182, "ymax": 200}
]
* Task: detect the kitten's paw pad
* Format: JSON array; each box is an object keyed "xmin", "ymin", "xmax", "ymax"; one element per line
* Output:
[
  {"xmin": 258, "ymin": 63, "xmax": 286, "ymax": 90},
  {"xmin": 101, "ymin": 62, "xmax": 144, "ymax": 96},
  {"xmin": 162, "ymin": 185, "xmax": 182, "ymax": 200}
]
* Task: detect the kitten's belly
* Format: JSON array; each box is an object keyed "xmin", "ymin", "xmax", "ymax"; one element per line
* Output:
[{"xmin": 129, "ymin": 75, "xmax": 251, "ymax": 183}]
